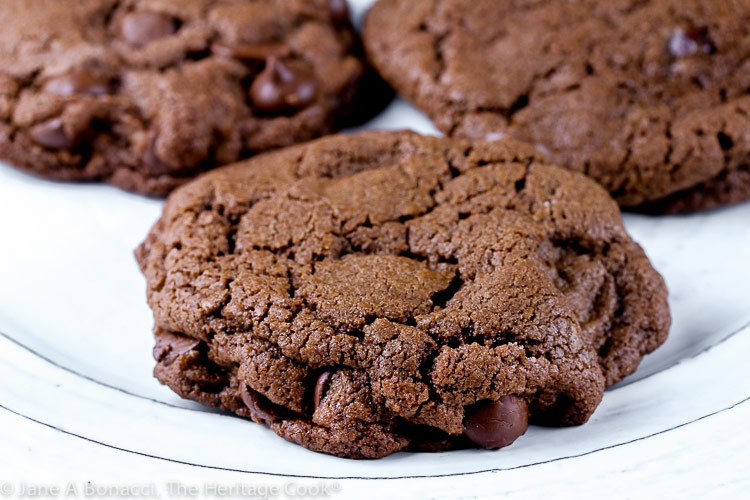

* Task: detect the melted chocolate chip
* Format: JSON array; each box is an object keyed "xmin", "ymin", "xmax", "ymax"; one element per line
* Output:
[
  {"xmin": 329, "ymin": 0, "xmax": 351, "ymax": 25},
  {"xmin": 143, "ymin": 135, "xmax": 174, "ymax": 175},
  {"xmin": 668, "ymin": 27, "xmax": 716, "ymax": 58},
  {"xmin": 463, "ymin": 396, "xmax": 529, "ymax": 450},
  {"xmin": 153, "ymin": 331, "xmax": 200, "ymax": 366},
  {"xmin": 249, "ymin": 57, "xmax": 319, "ymax": 112},
  {"xmin": 211, "ymin": 41, "xmax": 289, "ymax": 62},
  {"xmin": 30, "ymin": 118, "xmax": 76, "ymax": 150},
  {"xmin": 121, "ymin": 11, "xmax": 177, "ymax": 47},
  {"xmin": 43, "ymin": 71, "xmax": 110, "ymax": 96},
  {"xmin": 313, "ymin": 370, "xmax": 333, "ymax": 409},
  {"xmin": 240, "ymin": 386, "xmax": 281, "ymax": 423}
]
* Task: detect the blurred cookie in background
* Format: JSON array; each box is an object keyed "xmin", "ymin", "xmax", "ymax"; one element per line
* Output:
[
  {"xmin": 0, "ymin": 0, "xmax": 367, "ymax": 196},
  {"xmin": 364, "ymin": 0, "xmax": 750, "ymax": 213}
]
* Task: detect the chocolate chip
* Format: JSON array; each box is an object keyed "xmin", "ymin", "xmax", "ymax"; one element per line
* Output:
[
  {"xmin": 240, "ymin": 386, "xmax": 281, "ymax": 423},
  {"xmin": 463, "ymin": 395, "xmax": 529, "ymax": 450},
  {"xmin": 668, "ymin": 27, "xmax": 716, "ymax": 58},
  {"xmin": 42, "ymin": 71, "xmax": 110, "ymax": 97},
  {"xmin": 313, "ymin": 370, "xmax": 333, "ymax": 409},
  {"xmin": 211, "ymin": 41, "xmax": 289, "ymax": 62},
  {"xmin": 152, "ymin": 331, "xmax": 200, "ymax": 365},
  {"xmin": 329, "ymin": 0, "xmax": 351, "ymax": 25},
  {"xmin": 143, "ymin": 135, "xmax": 174, "ymax": 175},
  {"xmin": 30, "ymin": 118, "xmax": 76, "ymax": 150},
  {"xmin": 249, "ymin": 57, "xmax": 319, "ymax": 112},
  {"xmin": 121, "ymin": 11, "xmax": 177, "ymax": 47}
]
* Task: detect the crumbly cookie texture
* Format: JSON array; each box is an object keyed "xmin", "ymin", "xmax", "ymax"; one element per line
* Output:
[
  {"xmin": 137, "ymin": 131, "xmax": 670, "ymax": 458},
  {"xmin": 364, "ymin": 0, "xmax": 750, "ymax": 213},
  {"xmin": 0, "ymin": 0, "xmax": 363, "ymax": 196}
]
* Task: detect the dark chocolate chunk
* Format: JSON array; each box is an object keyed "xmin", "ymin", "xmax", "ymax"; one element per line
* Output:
[
  {"xmin": 463, "ymin": 396, "xmax": 530, "ymax": 450},
  {"xmin": 313, "ymin": 370, "xmax": 333, "ymax": 409},
  {"xmin": 249, "ymin": 57, "xmax": 319, "ymax": 112},
  {"xmin": 121, "ymin": 11, "xmax": 177, "ymax": 47},
  {"xmin": 30, "ymin": 118, "xmax": 76, "ymax": 150},
  {"xmin": 329, "ymin": 0, "xmax": 351, "ymax": 25},
  {"xmin": 143, "ymin": 135, "xmax": 175, "ymax": 175},
  {"xmin": 240, "ymin": 386, "xmax": 281, "ymax": 423},
  {"xmin": 42, "ymin": 71, "xmax": 110, "ymax": 96},
  {"xmin": 668, "ymin": 27, "xmax": 716, "ymax": 57},
  {"xmin": 153, "ymin": 331, "xmax": 200, "ymax": 366}
]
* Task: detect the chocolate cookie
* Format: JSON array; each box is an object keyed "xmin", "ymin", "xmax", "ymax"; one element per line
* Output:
[
  {"xmin": 0, "ymin": 0, "xmax": 364, "ymax": 196},
  {"xmin": 136, "ymin": 131, "xmax": 670, "ymax": 458},
  {"xmin": 363, "ymin": 0, "xmax": 750, "ymax": 213}
]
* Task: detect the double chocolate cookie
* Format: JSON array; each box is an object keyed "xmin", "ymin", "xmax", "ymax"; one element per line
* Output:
[
  {"xmin": 136, "ymin": 131, "xmax": 670, "ymax": 458},
  {"xmin": 364, "ymin": 0, "xmax": 750, "ymax": 213},
  {"xmin": 0, "ymin": 0, "xmax": 363, "ymax": 196}
]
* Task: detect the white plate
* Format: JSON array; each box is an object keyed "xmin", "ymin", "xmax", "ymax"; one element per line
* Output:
[{"xmin": 1, "ymin": 0, "xmax": 749, "ymax": 489}]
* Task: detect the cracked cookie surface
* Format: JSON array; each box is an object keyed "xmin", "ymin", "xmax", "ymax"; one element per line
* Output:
[
  {"xmin": 0, "ymin": 0, "xmax": 363, "ymax": 196},
  {"xmin": 136, "ymin": 130, "xmax": 670, "ymax": 458},
  {"xmin": 363, "ymin": 0, "xmax": 750, "ymax": 212}
]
